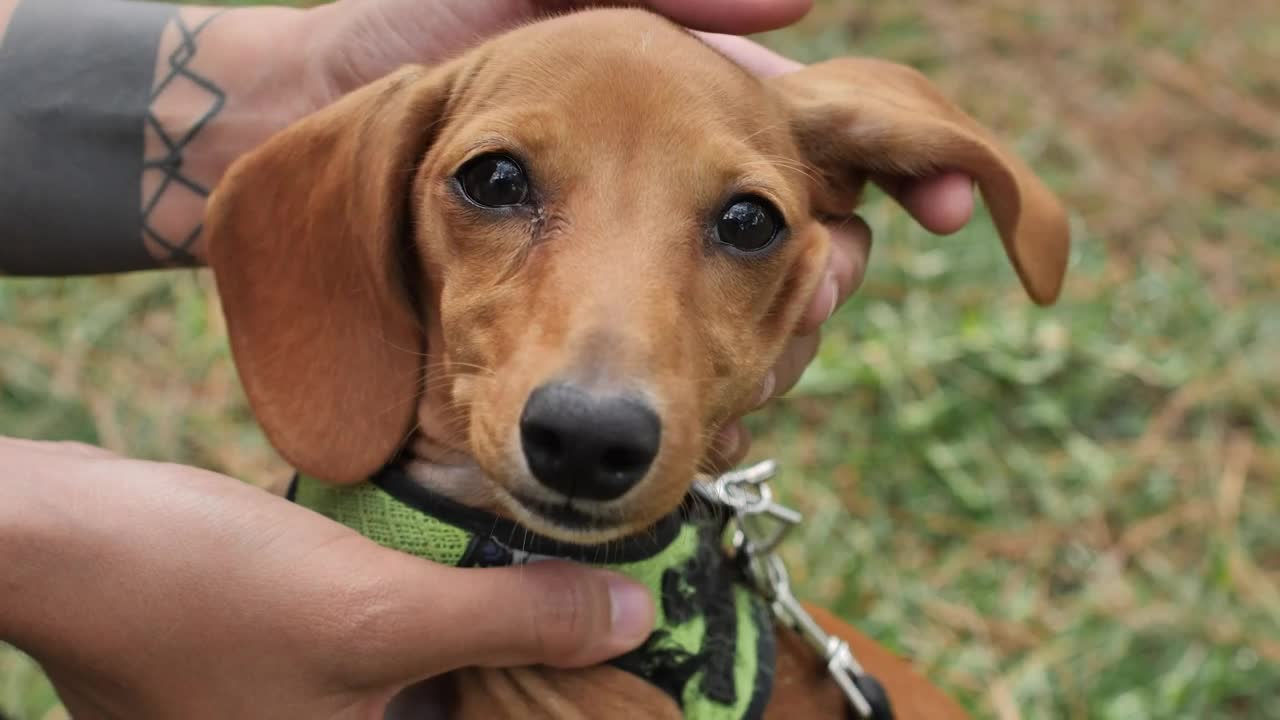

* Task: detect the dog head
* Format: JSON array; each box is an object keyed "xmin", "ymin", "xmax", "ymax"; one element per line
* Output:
[{"xmin": 207, "ymin": 9, "xmax": 1068, "ymax": 541}]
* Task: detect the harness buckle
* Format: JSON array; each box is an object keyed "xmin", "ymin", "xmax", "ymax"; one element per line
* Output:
[
  {"xmin": 699, "ymin": 459, "xmax": 800, "ymax": 555},
  {"xmin": 695, "ymin": 461, "xmax": 894, "ymax": 720}
]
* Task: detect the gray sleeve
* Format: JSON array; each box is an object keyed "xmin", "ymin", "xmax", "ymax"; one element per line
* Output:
[{"xmin": 0, "ymin": 0, "xmax": 177, "ymax": 276}]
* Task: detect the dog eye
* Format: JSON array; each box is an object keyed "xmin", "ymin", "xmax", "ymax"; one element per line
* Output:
[
  {"xmin": 457, "ymin": 154, "xmax": 529, "ymax": 208},
  {"xmin": 716, "ymin": 197, "xmax": 782, "ymax": 252}
]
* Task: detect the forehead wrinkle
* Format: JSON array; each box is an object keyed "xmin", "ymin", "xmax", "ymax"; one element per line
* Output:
[
  {"xmin": 435, "ymin": 101, "xmax": 570, "ymax": 173},
  {"xmin": 690, "ymin": 129, "xmax": 805, "ymax": 210},
  {"xmin": 462, "ymin": 110, "xmax": 564, "ymax": 147},
  {"xmin": 461, "ymin": 22, "xmax": 774, "ymax": 155},
  {"xmin": 727, "ymin": 171, "xmax": 790, "ymax": 205},
  {"xmin": 512, "ymin": 31, "xmax": 750, "ymax": 109},
  {"xmin": 452, "ymin": 24, "xmax": 801, "ymax": 213},
  {"xmin": 734, "ymin": 156, "xmax": 808, "ymax": 202}
]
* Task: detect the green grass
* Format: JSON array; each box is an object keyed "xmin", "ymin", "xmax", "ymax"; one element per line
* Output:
[{"xmin": 3, "ymin": 1, "xmax": 1278, "ymax": 718}]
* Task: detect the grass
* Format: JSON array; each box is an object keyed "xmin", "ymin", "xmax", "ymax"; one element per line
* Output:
[{"xmin": 3, "ymin": 1, "xmax": 1278, "ymax": 718}]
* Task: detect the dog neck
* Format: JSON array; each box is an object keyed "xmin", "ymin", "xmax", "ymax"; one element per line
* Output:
[
  {"xmin": 403, "ymin": 434, "xmax": 507, "ymax": 515},
  {"xmin": 287, "ymin": 463, "xmax": 779, "ymax": 718}
]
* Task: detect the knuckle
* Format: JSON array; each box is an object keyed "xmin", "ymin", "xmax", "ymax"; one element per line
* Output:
[
  {"xmin": 847, "ymin": 213, "xmax": 873, "ymax": 239},
  {"xmin": 312, "ymin": 561, "xmax": 403, "ymax": 681},
  {"xmin": 827, "ymin": 214, "xmax": 871, "ymax": 246},
  {"xmin": 801, "ymin": 330, "xmax": 822, "ymax": 361},
  {"xmin": 816, "ymin": 216, "xmax": 872, "ymax": 307},
  {"xmin": 528, "ymin": 566, "xmax": 602, "ymax": 664},
  {"xmin": 773, "ymin": 337, "xmax": 820, "ymax": 397}
]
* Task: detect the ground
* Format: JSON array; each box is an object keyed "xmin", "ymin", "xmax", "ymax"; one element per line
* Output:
[{"xmin": 2, "ymin": 1, "xmax": 1277, "ymax": 718}]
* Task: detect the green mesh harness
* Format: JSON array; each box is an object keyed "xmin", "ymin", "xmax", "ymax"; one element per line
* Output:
[{"xmin": 288, "ymin": 466, "xmax": 776, "ymax": 719}]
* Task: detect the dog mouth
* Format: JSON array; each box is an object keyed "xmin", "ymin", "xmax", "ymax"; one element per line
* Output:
[
  {"xmin": 511, "ymin": 491, "xmax": 628, "ymax": 532},
  {"xmin": 487, "ymin": 477, "xmax": 673, "ymax": 542},
  {"xmin": 406, "ymin": 454, "xmax": 647, "ymax": 540}
]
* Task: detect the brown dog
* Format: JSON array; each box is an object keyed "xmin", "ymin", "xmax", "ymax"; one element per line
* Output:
[{"xmin": 206, "ymin": 8, "xmax": 1068, "ymax": 719}]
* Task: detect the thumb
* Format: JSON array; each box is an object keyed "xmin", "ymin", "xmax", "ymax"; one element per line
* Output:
[{"xmin": 355, "ymin": 559, "xmax": 656, "ymax": 686}]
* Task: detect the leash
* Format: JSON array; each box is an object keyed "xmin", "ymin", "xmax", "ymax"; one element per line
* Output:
[{"xmin": 696, "ymin": 460, "xmax": 895, "ymax": 720}]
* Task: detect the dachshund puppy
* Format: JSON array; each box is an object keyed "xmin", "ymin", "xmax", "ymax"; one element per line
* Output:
[{"xmin": 207, "ymin": 8, "xmax": 1068, "ymax": 719}]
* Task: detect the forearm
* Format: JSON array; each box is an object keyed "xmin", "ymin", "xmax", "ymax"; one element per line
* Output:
[
  {"xmin": 0, "ymin": 442, "xmax": 67, "ymax": 647},
  {"xmin": 0, "ymin": 0, "xmax": 307, "ymax": 276}
]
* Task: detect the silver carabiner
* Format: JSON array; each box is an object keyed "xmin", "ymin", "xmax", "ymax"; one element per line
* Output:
[
  {"xmin": 698, "ymin": 460, "xmax": 801, "ymax": 555},
  {"xmin": 698, "ymin": 459, "xmax": 780, "ymax": 514},
  {"xmin": 699, "ymin": 461, "xmax": 887, "ymax": 719}
]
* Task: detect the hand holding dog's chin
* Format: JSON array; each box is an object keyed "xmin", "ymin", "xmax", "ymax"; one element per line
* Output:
[{"xmin": 1, "ymin": 438, "xmax": 654, "ymax": 719}]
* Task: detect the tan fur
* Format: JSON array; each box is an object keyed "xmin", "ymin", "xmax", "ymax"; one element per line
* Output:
[
  {"xmin": 207, "ymin": 8, "xmax": 1069, "ymax": 718},
  {"xmin": 451, "ymin": 665, "xmax": 682, "ymax": 720},
  {"xmin": 764, "ymin": 605, "xmax": 970, "ymax": 720}
]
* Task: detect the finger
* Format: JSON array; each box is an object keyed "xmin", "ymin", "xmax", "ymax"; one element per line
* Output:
[
  {"xmin": 707, "ymin": 421, "xmax": 752, "ymax": 473},
  {"xmin": 794, "ymin": 216, "xmax": 873, "ymax": 335},
  {"xmin": 629, "ymin": 0, "xmax": 812, "ymax": 36},
  {"xmin": 770, "ymin": 331, "xmax": 820, "ymax": 398},
  {"xmin": 879, "ymin": 171, "xmax": 975, "ymax": 235},
  {"xmin": 0, "ymin": 437, "xmax": 116, "ymax": 459},
  {"xmin": 324, "ymin": 1, "xmax": 811, "ymax": 104},
  {"xmin": 693, "ymin": 32, "xmax": 802, "ymax": 77},
  {"xmin": 49, "ymin": 441, "xmax": 117, "ymax": 459},
  {"xmin": 365, "ymin": 560, "xmax": 655, "ymax": 683}
]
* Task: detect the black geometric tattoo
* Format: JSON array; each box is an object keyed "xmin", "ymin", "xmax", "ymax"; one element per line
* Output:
[{"xmin": 141, "ymin": 12, "xmax": 226, "ymax": 265}]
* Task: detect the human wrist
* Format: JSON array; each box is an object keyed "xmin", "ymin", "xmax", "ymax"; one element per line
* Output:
[
  {"xmin": 143, "ymin": 3, "xmax": 310, "ymax": 266},
  {"xmin": 0, "ymin": 0, "xmax": 310, "ymax": 275}
]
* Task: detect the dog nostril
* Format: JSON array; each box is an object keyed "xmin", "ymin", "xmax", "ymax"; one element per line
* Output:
[
  {"xmin": 522, "ymin": 422, "xmax": 563, "ymax": 456},
  {"xmin": 519, "ymin": 382, "xmax": 661, "ymax": 502},
  {"xmin": 600, "ymin": 445, "xmax": 652, "ymax": 475}
]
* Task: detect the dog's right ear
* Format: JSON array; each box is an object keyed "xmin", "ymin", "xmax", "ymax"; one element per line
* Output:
[
  {"xmin": 206, "ymin": 64, "xmax": 456, "ymax": 485},
  {"xmin": 771, "ymin": 58, "xmax": 1070, "ymax": 305}
]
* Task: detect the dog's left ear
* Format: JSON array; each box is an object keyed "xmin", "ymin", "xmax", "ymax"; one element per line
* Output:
[
  {"xmin": 206, "ymin": 64, "xmax": 459, "ymax": 484},
  {"xmin": 771, "ymin": 58, "xmax": 1070, "ymax": 305}
]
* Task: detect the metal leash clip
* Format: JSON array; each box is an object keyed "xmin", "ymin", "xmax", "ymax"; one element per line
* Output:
[{"xmin": 695, "ymin": 460, "xmax": 893, "ymax": 720}]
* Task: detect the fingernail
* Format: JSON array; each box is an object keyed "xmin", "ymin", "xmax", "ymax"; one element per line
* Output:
[
  {"xmin": 754, "ymin": 371, "xmax": 777, "ymax": 408},
  {"xmin": 608, "ymin": 577, "xmax": 655, "ymax": 647},
  {"xmin": 822, "ymin": 272, "xmax": 839, "ymax": 322}
]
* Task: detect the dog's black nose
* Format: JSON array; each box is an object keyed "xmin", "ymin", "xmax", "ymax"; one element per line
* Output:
[{"xmin": 519, "ymin": 382, "xmax": 661, "ymax": 501}]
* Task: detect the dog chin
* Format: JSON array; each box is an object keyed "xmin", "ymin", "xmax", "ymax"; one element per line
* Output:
[
  {"xmin": 493, "ymin": 484, "xmax": 656, "ymax": 544},
  {"xmin": 412, "ymin": 442, "xmax": 676, "ymax": 543}
]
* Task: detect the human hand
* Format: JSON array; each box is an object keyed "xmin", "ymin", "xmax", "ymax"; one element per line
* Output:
[
  {"xmin": 193, "ymin": 0, "xmax": 817, "ymax": 178},
  {"xmin": 0, "ymin": 437, "xmax": 655, "ymax": 719},
  {"xmin": 297, "ymin": 0, "xmax": 815, "ymax": 107},
  {"xmin": 696, "ymin": 36, "xmax": 977, "ymax": 467},
  {"xmin": 148, "ymin": 0, "xmax": 812, "ymax": 267}
]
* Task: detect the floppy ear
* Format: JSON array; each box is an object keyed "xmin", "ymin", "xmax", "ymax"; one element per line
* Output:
[
  {"xmin": 772, "ymin": 58, "xmax": 1070, "ymax": 304},
  {"xmin": 206, "ymin": 64, "xmax": 454, "ymax": 484}
]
